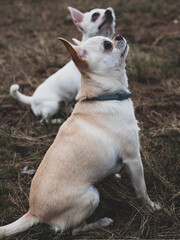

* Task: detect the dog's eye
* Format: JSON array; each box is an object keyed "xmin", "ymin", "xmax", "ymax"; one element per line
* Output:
[
  {"xmin": 104, "ymin": 41, "xmax": 112, "ymax": 50},
  {"xmin": 91, "ymin": 12, "xmax": 100, "ymax": 22}
]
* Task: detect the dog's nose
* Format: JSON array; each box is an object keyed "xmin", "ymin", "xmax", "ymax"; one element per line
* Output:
[
  {"xmin": 105, "ymin": 9, "xmax": 112, "ymax": 17},
  {"xmin": 115, "ymin": 35, "xmax": 124, "ymax": 41}
]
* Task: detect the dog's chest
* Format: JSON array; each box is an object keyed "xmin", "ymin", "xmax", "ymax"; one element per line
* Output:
[
  {"xmin": 99, "ymin": 100, "xmax": 138, "ymax": 131},
  {"xmin": 76, "ymin": 100, "xmax": 139, "ymax": 137},
  {"xmin": 75, "ymin": 99, "xmax": 139, "ymax": 159}
]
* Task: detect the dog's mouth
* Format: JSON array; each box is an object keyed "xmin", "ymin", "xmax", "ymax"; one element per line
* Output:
[
  {"xmin": 115, "ymin": 35, "xmax": 129, "ymax": 57},
  {"xmin": 98, "ymin": 14, "xmax": 113, "ymax": 30},
  {"xmin": 121, "ymin": 44, "xmax": 128, "ymax": 56}
]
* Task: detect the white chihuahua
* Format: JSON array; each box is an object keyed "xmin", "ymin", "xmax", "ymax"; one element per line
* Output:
[
  {"xmin": 0, "ymin": 35, "xmax": 161, "ymax": 238},
  {"xmin": 10, "ymin": 7, "xmax": 115, "ymax": 122}
]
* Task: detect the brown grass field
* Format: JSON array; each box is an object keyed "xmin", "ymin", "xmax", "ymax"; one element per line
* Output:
[{"xmin": 0, "ymin": 0, "xmax": 179, "ymax": 239}]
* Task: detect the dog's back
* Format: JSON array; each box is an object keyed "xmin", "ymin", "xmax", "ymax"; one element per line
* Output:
[{"xmin": 9, "ymin": 7, "xmax": 116, "ymax": 122}]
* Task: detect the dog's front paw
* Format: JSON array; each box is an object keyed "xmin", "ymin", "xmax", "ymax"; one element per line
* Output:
[
  {"xmin": 152, "ymin": 202, "xmax": 161, "ymax": 211},
  {"xmin": 147, "ymin": 201, "xmax": 161, "ymax": 213}
]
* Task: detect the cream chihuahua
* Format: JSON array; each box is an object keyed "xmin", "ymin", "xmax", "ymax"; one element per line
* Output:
[
  {"xmin": 10, "ymin": 7, "xmax": 115, "ymax": 123},
  {"xmin": 0, "ymin": 35, "xmax": 161, "ymax": 238}
]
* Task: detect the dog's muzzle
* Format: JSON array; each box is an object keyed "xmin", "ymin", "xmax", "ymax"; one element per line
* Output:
[
  {"xmin": 98, "ymin": 9, "xmax": 113, "ymax": 30},
  {"xmin": 114, "ymin": 34, "xmax": 128, "ymax": 55},
  {"xmin": 105, "ymin": 9, "xmax": 112, "ymax": 18},
  {"xmin": 115, "ymin": 35, "xmax": 124, "ymax": 41}
]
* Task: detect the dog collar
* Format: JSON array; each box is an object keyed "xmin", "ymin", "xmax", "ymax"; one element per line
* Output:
[{"xmin": 79, "ymin": 92, "xmax": 131, "ymax": 102}]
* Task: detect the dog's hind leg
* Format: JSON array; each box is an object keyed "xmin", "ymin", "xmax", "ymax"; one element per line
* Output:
[
  {"xmin": 124, "ymin": 157, "xmax": 161, "ymax": 212},
  {"xmin": 72, "ymin": 217, "xmax": 113, "ymax": 235},
  {"xmin": 48, "ymin": 185, "xmax": 100, "ymax": 234},
  {"xmin": 39, "ymin": 101, "xmax": 60, "ymax": 124},
  {"xmin": 71, "ymin": 186, "xmax": 113, "ymax": 235}
]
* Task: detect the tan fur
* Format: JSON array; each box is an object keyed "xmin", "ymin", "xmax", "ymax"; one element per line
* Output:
[{"xmin": 0, "ymin": 35, "xmax": 161, "ymax": 238}]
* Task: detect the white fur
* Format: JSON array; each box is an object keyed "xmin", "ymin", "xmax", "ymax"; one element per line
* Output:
[{"xmin": 10, "ymin": 7, "xmax": 115, "ymax": 122}]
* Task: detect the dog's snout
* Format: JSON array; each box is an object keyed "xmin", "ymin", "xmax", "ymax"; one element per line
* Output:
[
  {"xmin": 115, "ymin": 35, "xmax": 124, "ymax": 41},
  {"xmin": 105, "ymin": 9, "xmax": 112, "ymax": 17}
]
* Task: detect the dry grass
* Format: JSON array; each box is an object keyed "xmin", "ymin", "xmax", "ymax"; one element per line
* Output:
[{"xmin": 0, "ymin": 0, "xmax": 180, "ymax": 239}]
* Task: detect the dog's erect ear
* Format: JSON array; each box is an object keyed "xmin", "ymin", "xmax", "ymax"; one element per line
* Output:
[
  {"xmin": 72, "ymin": 38, "xmax": 82, "ymax": 45},
  {"xmin": 68, "ymin": 7, "xmax": 84, "ymax": 25},
  {"xmin": 59, "ymin": 38, "xmax": 88, "ymax": 71}
]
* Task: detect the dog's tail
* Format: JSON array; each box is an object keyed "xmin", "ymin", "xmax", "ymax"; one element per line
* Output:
[
  {"xmin": 10, "ymin": 84, "xmax": 32, "ymax": 104},
  {"xmin": 0, "ymin": 211, "xmax": 39, "ymax": 238}
]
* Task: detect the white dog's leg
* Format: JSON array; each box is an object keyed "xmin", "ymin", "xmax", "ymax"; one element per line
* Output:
[
  {"xmin": 72, "ymin": 217, "xmax": 113, "ymax": 235},
  {"xmin": 124, "ymin": 158, "xmax": 161, "ymax": 212},
  {"xmin": 39, "ymin": 101, "xmax": 60, "ymax": 124}
]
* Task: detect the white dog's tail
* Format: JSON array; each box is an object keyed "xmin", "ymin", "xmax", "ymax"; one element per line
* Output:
[
  {"xmin": 10, "ymin": 84, "xmax": 32, "ymax": 104},
  {"xmin": 0, "ymin": 211, "xmax": 39, "ymax": 238}
]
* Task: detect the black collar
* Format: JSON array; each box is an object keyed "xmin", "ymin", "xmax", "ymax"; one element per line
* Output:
[{"xmin": 79, "ymin": 92, "xmax": 131, "ymax": 102}]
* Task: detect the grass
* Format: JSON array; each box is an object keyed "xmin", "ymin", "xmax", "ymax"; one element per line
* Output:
[{"xmin": 0, "ymin": 0, "xmax": 180, "ymax": 239}]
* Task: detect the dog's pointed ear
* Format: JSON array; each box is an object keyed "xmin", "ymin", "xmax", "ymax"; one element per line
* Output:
[
  {"xmin": 72, "ymin": 38, "xmax": 82, "ymax": 45},
  {"xmin": 59, "ymin": 38, "xmax": 88, "ymax": 71},
  {"xmin": 68, "ymin": 7, "xmax": 84, "ymax": 24}
]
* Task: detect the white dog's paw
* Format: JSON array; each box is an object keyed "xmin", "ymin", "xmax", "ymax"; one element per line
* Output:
[
  {"xmin": 51, "ymin": 118, "xmax": 62, "ymax": 124},
  {"xmin": 40, "ymin": 118, "xmax": 49, "ymax": 124},
  {"xmin": 97, "ymin": 217, "xmax": 114, "ymax": 227}
]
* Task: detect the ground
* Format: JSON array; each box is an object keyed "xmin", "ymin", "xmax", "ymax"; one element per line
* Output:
[{"xmin": 0, "ymin": 0, "xmax": 180, "ymax": 239}]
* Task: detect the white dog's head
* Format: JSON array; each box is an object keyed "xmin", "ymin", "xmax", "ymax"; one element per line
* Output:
[
  {"xmin": 68, "ymin": 7, "xmax": 115, "ymax": 41},
  {"xmin": 59, "ymin": 35, "xmax": 129, "ymax": 99},
  {"xmin": 59, "ymin": 35, "xmax": 128, "ymax": 74}
]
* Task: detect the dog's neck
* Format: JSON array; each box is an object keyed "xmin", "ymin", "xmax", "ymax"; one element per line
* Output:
[
  {"xmin": 76, "ymin": 70, "xmax": 128, "ymax": 101},
  {"xmin": 82, "ymin": 28, "xmax": 113, "ymax": 42}
]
